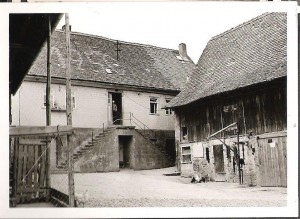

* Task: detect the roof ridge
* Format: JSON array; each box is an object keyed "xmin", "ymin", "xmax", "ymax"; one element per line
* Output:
[
  {"xmin": 55, "ymin": 29, "xmax": 178, "ymax": 52},
  {"xmin": 210, "ymin": 12, "xmax": 278, "ymax": 42}
]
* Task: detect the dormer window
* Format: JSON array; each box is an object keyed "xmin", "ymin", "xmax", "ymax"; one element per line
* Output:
[{"xmin": 106, "ymin": 68, "xmax": 112, "ymax": 74}]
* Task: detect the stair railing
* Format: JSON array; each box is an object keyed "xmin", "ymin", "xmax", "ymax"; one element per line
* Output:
[
  {"xmin": 129, "ymin": 112, "xmax": 156, "ymax": 140},
  {"xmin": 99, "ymin": 112, "xmax": 156, "ymax": 139}
]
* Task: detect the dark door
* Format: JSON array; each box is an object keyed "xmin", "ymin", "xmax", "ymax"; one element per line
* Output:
[
  {"xmin": 119, "ymin": 136, "xmax": 132, "ymax": 168},
  {"xmin": 213, "ymin": 144, "xmax": 224, "ymax": 173},
  {"xmin": 166, "ymin": 138, "xmax": 176, "ymax": 164},
  {"xmin": 112, "ymin": 93, "xmax": 122, "ymax": 125}
]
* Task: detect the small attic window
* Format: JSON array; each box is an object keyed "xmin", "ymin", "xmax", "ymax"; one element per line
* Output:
[{"xmin": 106, "ymin": 68, "xmax": 112, "ymax": 74}]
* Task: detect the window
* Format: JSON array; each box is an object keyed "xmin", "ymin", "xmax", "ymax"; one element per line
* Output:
[
  {"xmin": 165, "ymin": 99, "xmax": 173, "ymax": 115},
  {"xmin": 43, "ymin": 90, "xmax": 54, "ymax": 108},
  {"xmin": 205, "ymin": 147, "xmax": 210, "ymax": 163},
  {"xmin": 181, "ymin": 145, "xmax": 191, "ymax": 163},
  {"xmin": 150, "ymin": 97, "xmax": 158, "ymax": 114},
  {"xmin": 181, "ymin": 127, "xmax": 188, "ymax": 141},
  {"xmin": 71, "ymin": 92, "xmax": 76, "ymax": 109}
]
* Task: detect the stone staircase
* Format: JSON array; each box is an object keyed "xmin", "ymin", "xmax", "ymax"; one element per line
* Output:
[
  {"xmin": 56, "ymin": 127, "xmax": 114, "ymax": 170},
  {"xmin": 55, "ymin": 121, "xmax": 175, "ymax": 171},
  {"xmin": 73, "ymin": 127, "xmax": 114, "ymax": 162},
  {"xmin": 134, "ymin": 129, "xmax": 175, "ymax": 166}
]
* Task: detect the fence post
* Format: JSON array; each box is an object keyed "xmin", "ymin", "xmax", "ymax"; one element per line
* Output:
[
  {"xmin": 68, "ymin": 134, "xmax": 75, "ymax": 207},
  {"xmin": 130, "ymin": 112, "xmax": 132, "ymax": 125},
  {"xmin": 12, "ymin": 138, "xmax": 18, "ymax": 205},
  {"xmin": 45, "ymin": 138, "xmax": 51, "ymax": 201}
]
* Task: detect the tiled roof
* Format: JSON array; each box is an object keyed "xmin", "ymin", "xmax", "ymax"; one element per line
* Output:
[
  {"xmin": 167, "ymin": 12, "xmax": 287, "ymax": 107},
  {"xmin": 28, "ymin": 30, "xmax": 195, "ymax": 92}
]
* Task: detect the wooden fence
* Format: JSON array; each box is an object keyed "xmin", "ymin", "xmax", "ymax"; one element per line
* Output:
[{"xmin": 9, "ymin": 126, "xmax": 75, "ymax": 207}]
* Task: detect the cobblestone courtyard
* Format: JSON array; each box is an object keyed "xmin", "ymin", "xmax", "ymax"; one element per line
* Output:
[{"xmin": 51, "ymin": 167, "xmax": 287, "ymax": 207}]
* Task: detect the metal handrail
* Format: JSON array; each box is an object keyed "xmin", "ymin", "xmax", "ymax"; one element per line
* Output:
[{"xmin": 100, "ymin": 112, "xmax": 156, "ymax": 139}]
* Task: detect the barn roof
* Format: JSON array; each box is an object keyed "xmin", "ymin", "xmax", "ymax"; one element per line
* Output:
[
  {"xmin": 167, "ymin": 12, "xmax": 287, "ymax": 108},
  {"xmin": 27, "ymin": 30, "xmax": 195, "ymax": 92}
]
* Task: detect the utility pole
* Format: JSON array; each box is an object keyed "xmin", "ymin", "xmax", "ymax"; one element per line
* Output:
[
  {"xmin": 65, "ymin": 13, "xmax": 75, "ymax": 207},
  {"xmin": 46, "ymin": 15, "xmax": 51, "ymax": 126},
  {"xmin": 45, "ymin": 15, "xmax": 51, "ymax": 201},
  {"xmin": 65, "ymin": 13, "xmax": 72, "ymax": 126}
]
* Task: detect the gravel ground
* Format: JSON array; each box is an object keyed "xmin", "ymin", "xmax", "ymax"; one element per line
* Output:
[
  {"xmin": 84, "ymin": 198, "xmax": 286, "ymax": 207},
  {"xmin": 51, "ymin": 167, "xmax": 287, "ymax": 207}
]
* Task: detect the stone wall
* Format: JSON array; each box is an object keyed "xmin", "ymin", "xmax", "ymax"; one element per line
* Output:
[
  {"xmin": 72, "ymin": 127, "xmax": 175, "ymax": 172},
  {"xmin": 179, "ymin": 136, "xmax": 260, "ymax": 185}
]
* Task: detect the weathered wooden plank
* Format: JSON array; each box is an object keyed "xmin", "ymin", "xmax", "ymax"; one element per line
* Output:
[
  {"xmin": 26, "ymin": 146, "xmax": 34, "ymax": 189},
  {"xmin": 39, "ymin": 145, "xmax": 46, "ymax": 188},
  {"xmin": 34, "ymin": 146, "xmax": 39, "ymax": 189},
  {"xmin": 18, "ymin": 187, "xmax": 47, "ymax": 193},
  {"xmin": 12, "ymin": 138, "xmax": 19, "ymax": 200},
  {"xmin": 19, "ymin": 138, "xmax": 48, "ymax": 145},
  {"xmin": 22, "ymin": 146, "xmax": 28, "ymax": 189},
  {"xmin": 258, "ymin": 131, "xmax": 287, "ymax": 139},
  {"xmin": 9, "ymin": 126, "xmax": 73, "ymax": 137},
  {"xmin": 278, "ymin": 137, "xmax": 287, "ymax": 187},
  {"xmin": 45, "ymin": 140, "xmax": 51, "ymax": 199},
  {"xmin": 17, "ymin": 145, "xmax": 23, "ymax": 197}
]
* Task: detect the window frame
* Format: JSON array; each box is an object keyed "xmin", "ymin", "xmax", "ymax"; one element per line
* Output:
[
  {"xmin": 42, "ymin": 89, "xmax": 55, "ymax": 109},
  {"xmin": 149, "ymin": 97, "xmax": 158, "ymax": 115},
  {"xmin": 181, "ymin": 145, "xmax": 192, "ymax": 164},
  {"xmin": 181, "ymin": 126, "xmax": 188, "ymax": 141},
  {"xmin": 165, "ymin": 98, "xmax": 173, "ymax": 116}
]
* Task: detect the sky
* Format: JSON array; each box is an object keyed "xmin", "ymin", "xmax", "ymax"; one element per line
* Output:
[{"xmin": 54, "ymin": 2, "xmax": 285, "ymax": 63}]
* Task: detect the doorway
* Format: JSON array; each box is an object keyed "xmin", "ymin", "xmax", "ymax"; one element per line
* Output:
[
  {"xmin": 108, "ymin": 92, "xmax": 122, "ymax": 125},
  {"xmin": 165, "ymin": 138, "xmax": 176, "ymax": 165},
  {"xmin": 213, "ymin": 144, "xmax": 225, "ymax": 181},
  {"xmin": 119, "ymin": 136, "xmax": 132, "ymax": 168}
]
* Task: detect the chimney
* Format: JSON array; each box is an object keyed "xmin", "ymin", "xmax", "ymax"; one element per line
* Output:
[{"xmin": 179, "ymin": 43, "xmax": 188, "ymax": 60}]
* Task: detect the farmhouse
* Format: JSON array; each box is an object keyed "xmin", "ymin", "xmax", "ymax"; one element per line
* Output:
[
  {"xmin": 166, "ymin": 12, "xmax": 287, "ymax": 187},
  {"xmin": 11, "ymin": 30, "xmax": 195, "ymax": 172}
]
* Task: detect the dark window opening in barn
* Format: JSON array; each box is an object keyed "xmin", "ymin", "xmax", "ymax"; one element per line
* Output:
[
  {"xmin": 165, "ymin": 99, "xmax": 173, "ymax": 115},
  {"xmin": 150, "ymin": 97, "xmax": 158, "ymax": 114},
  {"xmin": 181, "ymin": 145, "xmax": 191, "ymax": 163},
  {"xmin": 181, "ymin": 127, "xmax": 188, "ymax": 141},
  {"xmin": 206, "ymin": 147, "xmax": 210, "ymax": 163}
]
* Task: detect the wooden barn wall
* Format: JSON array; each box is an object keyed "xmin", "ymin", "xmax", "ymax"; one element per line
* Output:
[{"xmin": 177, "ymin": 80, "xmax": 286, "ymax": 141}]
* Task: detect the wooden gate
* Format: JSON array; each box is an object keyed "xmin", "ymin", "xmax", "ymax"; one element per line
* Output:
[
  {"xmin": 12, "ymin": 137, "xmax": 49, "ymax": 203},
  {"xmin": 10, "ymin": 126, "xmax": 75, "ymax": 207},
  {"xmin": 258, "ymin": 134, "xmax": 287, "ymax": 187}
]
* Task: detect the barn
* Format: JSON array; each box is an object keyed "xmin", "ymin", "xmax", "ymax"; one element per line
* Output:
[{"xmin": 166, "ymin": 12, "xmax": 287, "ymax": 187}]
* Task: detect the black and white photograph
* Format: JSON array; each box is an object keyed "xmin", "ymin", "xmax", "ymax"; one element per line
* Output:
[{"xmin": 0, "ymin": 1, "xmax": 298, "ymax": 218}]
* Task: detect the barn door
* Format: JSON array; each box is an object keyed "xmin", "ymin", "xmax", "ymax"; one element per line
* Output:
[
  {"xmin": 213, "ymin": 144, "xmax": 225, "ymax": 182},
  {"xmin": 258, "ymin": 136, "xmax": 287, "ymax": 187}
]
